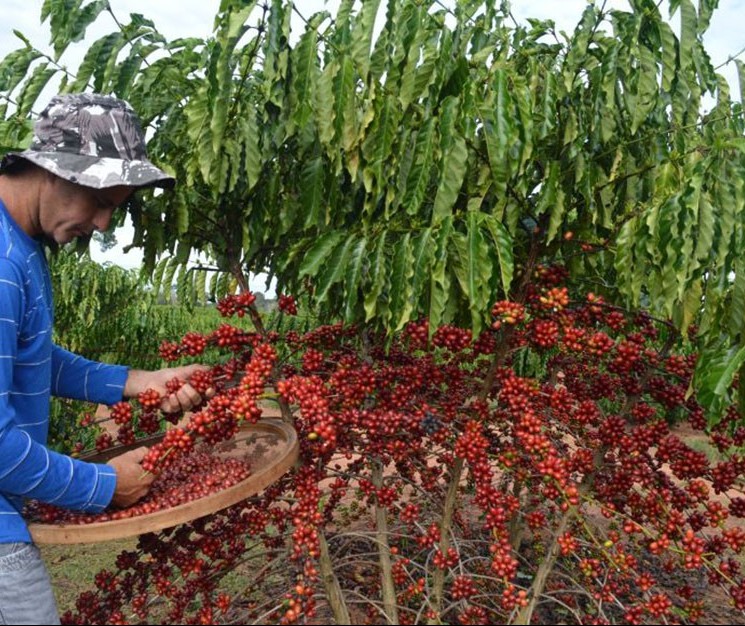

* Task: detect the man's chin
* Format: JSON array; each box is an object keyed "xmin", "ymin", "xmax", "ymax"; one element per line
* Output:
[
  {"xmin": 62, "ymin": 230, "xmax": 92, "ymax": 243},
  {"xmin": 39, "ymin": 232, "xmax": 91, "ymax": 250}
]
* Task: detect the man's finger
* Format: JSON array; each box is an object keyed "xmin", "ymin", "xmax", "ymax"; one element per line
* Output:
[
  {"xmin": 175, "ymin": 383, "xmax": 202, "ymax": 409},
  {"xmin": 160, "ymin": 383, "xmax": 204, "ymax": 414}
]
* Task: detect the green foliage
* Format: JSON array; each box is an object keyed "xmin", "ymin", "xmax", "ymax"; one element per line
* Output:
[
  {"xmin": 50, "ymin": 248, "xmax": 237, "ymax": 368},
  {"xmin": 3, "ymin": 1, "xmax": 745, "ymax": 423},
  {"xmin": 51, "ymin": 248, "xmax": 158, "ymax": 365}
]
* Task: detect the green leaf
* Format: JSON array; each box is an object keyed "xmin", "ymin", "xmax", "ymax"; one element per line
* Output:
[
  {"xmin": 465, "ymin": 210, "xmax": 490, "ymax": 334},
  {"xmin": 242, "ymin": 107, "xmax": 262, "ymax": 191},
  {"xmin": 195, "ymin": 269, "xmax": 208, "ymax": 306},
  {"xmin": 174, "ymin": 240, "xmax": 191, "ymax": 265},
  {"xmin": 344, "ymin": 236, "xmax": 368, "ymax": 323},
  {"xmin": 176, "ymin": 264, "xmax": 194, "ymax": 310},
  {"xmin": 12, "ymin": 30, "xmax": 32, "ymax": 47},
  {"xmin": 615, "ymin": 217, "xmax": 642, "ymax": 306},
  {"xmin": 100, "ymin": 33, "xmax": 129, "ymax": 91},
  {"xmin": 315, "ymin": 60, "xmax": 339, "ymax": 146},
  {"xmin": 16, "ymin": 63, "xmax": 57, "ymax": 117},
  {"xmin": 301, "ymin": 156, "xmax": 326, "ymax": 229},
  {"xmin": 512, "ymin": 76, "xmax": 534, "ymax": 174},
  {"xmin": 697, "ymin": 0, "xmax": 717, "ymax": 34},
  {"xmin": 362, "ymin": 95, "xmax": 398, "ymax": 192},
  {"xmin": 67, "ymin": 34, "xmax": 109, "ymax": 92},
  {"xmin": 535, "ymin": 160, "xmax": 559, "ymax": 219},
  {"xmin": 162, "ymin": 257, "xmax": 180, "ymax": 301},
  {"xmin": 397, "ymin": 6, "xmax": 427, "ymax": 110},
  {"xmin": 401, "ymin": 118, "xmax": 436, "ymax": 216},
  {"xmin": 678, "ymin": 0, "xmax": 696, "ymax": 72},
  {"xmin": 291, "ymin": 27, "xmax": 320, "ymax": 138},
  {"xmin": 211, "ymin": 3, "xmax": 256, "ymax": 155},
  {"xmin": 0, "ymin": 48, "xmax": 43, "ymax": 93},
  {"xmin": 448, "ymin": 230, "xmax": 469, "ymax": 300},
  {"xmin": 429, "ymin": 216, "xmax": 453, "ymax": 331},
  {"xmin": 481, "ymin": 71, "xmax": 516, "ymax": 198},
  {"xmin": 695, "ymin": 341, "xmax": 745, "ymax": 425},
  {"xmin": 537, "ymin": 69, "xmax": 556, "ymax": 140},
  {"xmin": 333, "ymin": 56, "xmax": 357, "ymax": 152},
  {"xmin": 410, "ymin": 227, "xmax": 434, "ymax": 305},
  {"xmin": 184, "ymin": 84, "xmax": 214, "ymax": 185},
  {"xmin": 691, "ymin": 189, "xmax": 714, "ymax": 271},
  {"xmin": 364, "ymin": 231, "xmax": 388, "ymax": 322},
  {"xmin": 630, "ymin": 43, "xmax": 659, "ymax": 134},
  {"xmin": 209, "ymin": 271, "xmax": 221, "ymax": 302},
  {"xmin": 679, "ymin": 279, "xmax": 702, "ymax": 335},
  {"xmin": 262, "ymin": 0, "xmax": 291, "ymax": 108},
  {"xmin": 389, "ymin": 233, "xmax": 414, "ymax": 331},
  {"xmin": 482, "ymin": 214, "xmax": 514, "ymax": 297},
  {"xmin": 216, "ymin": 271, "xmax": 232, "ymax": 301},
  {"xmin": 729, "ymin": 260, "xmax": 745, "ymax": 339},
  {"xmin": 175, "ymin": 198, "xmax": 189, "ymax": 235},
  {"xmin": 659, "ymin": 22, "xmax": 677, "ymax": 93},
  {"xmin": 432, "ymin": 97, "xmax": 468, "ymax": 224},
  {"xmin": 299, "ymin": 231, "xmax": 345, "ymax": 278},
  {"xmin": 115, "ymin": 41, "xmax": 158, "ymax": 95},
  {"xmin": 493, "ymin": 69, "xmax": 512, "ymax": 154},
  {"xmin": 715, "ymin": 176, "xmax": 738, "ymax": 269},
  {"xmin": 737, "ymin": 59, "xmax": 745, "ymax": 106},
  {"xmin": 40, "ymin": 0, "xmax": 54, "ymax": 24},
  {"xmin": 315, "ymin": 235, "xmax": 355, "ymax": 305},
  {"xmin": 351, "ymin": 0, "xmax": 382, "ymax": 83},
  {"xmin": 51, "ymin": 0, "xmax": 109, "ymax": 60}
]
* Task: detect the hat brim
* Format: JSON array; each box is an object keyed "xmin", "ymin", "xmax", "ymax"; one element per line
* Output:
[{"xmin": 1, "ymin": 151, "xmax": 175, "ymax": 190}]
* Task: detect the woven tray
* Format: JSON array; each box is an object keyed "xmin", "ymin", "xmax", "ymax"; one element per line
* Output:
[{"xmin": 28, "ymin": 419, "xmax": 298, "ymax": 545}]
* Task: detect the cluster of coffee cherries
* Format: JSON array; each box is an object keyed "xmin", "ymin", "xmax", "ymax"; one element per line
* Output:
[
  {"xmin": 138, "ymin": 345, "xmax": 276, "ymax": 476},
  {"xmin": 216, "ymin": 291, "xmax": 257, "ymax": 317},
  {"xmin": 159, "ymin": 325, "xmax": 259, "ymax": 362},
  {"xmin": 278, "ymin": 294, "xmax": 298, "ymax": 315}
]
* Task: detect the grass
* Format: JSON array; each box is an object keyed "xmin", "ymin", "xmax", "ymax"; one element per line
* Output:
[
  {"xmin": 40, "ymin": 532, "xmax": 281, "ymax": 620},
  {"xmin": 41, "ymin": 539, "xmax": 137, "ymax": 615}
]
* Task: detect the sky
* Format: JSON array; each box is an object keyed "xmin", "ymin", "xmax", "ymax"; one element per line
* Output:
[{"xmin": 1, "ymin": 0, "xmax": 744, "ymax": 279}]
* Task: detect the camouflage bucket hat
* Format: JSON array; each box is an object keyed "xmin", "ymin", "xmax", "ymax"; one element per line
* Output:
[{"xmin": 0, "ymin": 93, "xmax": 175, "ymax": 190}]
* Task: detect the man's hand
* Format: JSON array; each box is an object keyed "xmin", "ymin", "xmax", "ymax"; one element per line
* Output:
[
  {"xmin": 107, "ymin": 447, "xmax": 155, "ymax": 508},
  {"xmin": 123, "ymin": 364, "xmax": 215, "ymax": 413}
]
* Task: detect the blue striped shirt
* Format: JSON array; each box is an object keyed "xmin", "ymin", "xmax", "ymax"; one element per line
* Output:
[{"xmin": 0, "ymin": 198, "xmax": 129, "ymax": 542}]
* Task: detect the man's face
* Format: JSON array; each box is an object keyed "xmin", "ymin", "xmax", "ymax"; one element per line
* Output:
[{"xmin": 38, "ymin": 175, "xmax": 133, "ymax": 245}]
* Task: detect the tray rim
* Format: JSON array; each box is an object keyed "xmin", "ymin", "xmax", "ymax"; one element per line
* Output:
[{"xmin": 28, "ymin": 419, "xmax": 298, "ymax": 545}]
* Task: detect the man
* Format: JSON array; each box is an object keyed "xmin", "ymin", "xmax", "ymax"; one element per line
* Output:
[{"xmin": 0, "ymin": 93, "xmax": 206, "ymax": 624}]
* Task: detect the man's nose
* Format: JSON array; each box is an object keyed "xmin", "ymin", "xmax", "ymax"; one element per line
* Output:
[{"xmin": 92, "ymin": 208, "xmax": 114, "ymax": 232}]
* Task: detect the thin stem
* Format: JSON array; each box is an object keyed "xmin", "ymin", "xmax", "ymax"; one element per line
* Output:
[
  {"xmin": 715, "ymin": 43, "xmax": 745, "ymax": 69},
  {"xmin": 372, "ymin": 461, "xmax": 400, "ymax": 624},
  {"xmin": 318, "ymin": 530, "xmax": 353, "ymax": 625},
  {"xmin": 513, "ymin": 507, "xmax": 574, "ymax": 625},
  {"xmin": 427, "ymin": 457, "xmax": 464, "ymax": 624}
]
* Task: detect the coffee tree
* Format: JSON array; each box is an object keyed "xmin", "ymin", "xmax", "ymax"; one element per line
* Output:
[
  {"xmin": 3, "ymin": 0, "xmax": 744, "ymax": 419},
  {"xmin": 3, "ymin": 0, "xmax": 745, "ymax": 624},
  {"xmin": 35, "ymin": 278, "xmax": 745, "ymax": 624}
]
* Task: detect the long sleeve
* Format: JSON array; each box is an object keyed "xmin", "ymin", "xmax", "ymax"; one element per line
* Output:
[
  {"xmin": 51, "ymin": 345, "xmax": 129, "ymax": 405},
  {"xmin": 0, "ymin": 258, "xmax": 116, "ymax": 520}
]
